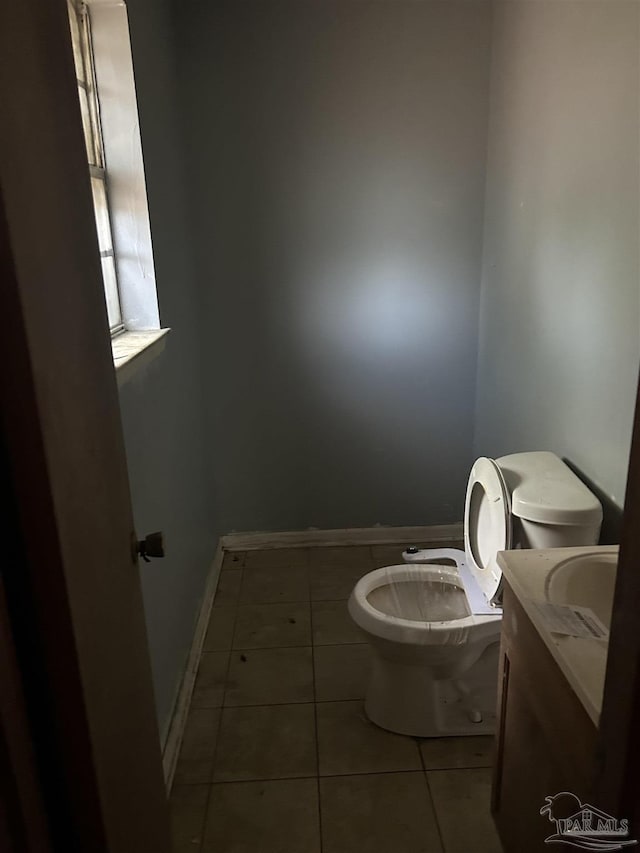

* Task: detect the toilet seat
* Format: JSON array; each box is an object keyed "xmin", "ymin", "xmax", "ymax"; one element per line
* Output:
[
  {"xmin": 347, "ymin": 451, "xmax": 603, "ymax": 737},
  {"xmin": 349, "ymin": 564, "xmax": 502, "ymax": 647},
  {"xmin": 464, "ymin": 457, "xmax": 511, "ymax": 604}
]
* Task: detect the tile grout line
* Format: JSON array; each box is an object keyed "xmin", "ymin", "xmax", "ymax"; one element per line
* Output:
[
  {"xmin": 194, "ymin": 695, "xmax": 377, "ymax": 711},
  {"xmin": 197, "ymin": 585, "xmax": 242, "ymax": 853},
  {"xmin": 243, "ymin": 564, "xmax": 372, "ymax": 570},
  {"xmin": 228, "ymin": 573, "xmax": 244, "ymax": 651},
  {"xmin": 309, "ymin": 593, "xmax": 324, "ymax": 853},
  {"xmin": 418, "ymin": 740, "xmax": 447, "ymax": 853},
  {"xmin": 171, "ymin": 764, "xmax": 493, "ymax": 788},
  {"xmin": 423, "ymin": 764, "xmax": 494, "ymax": 772},
  {"xmin": 231, "ymin": 596, "xmax": 365, "ymax": 608},
  {"xmin": 175, "ymin": 764, "xmax": 496, "ymax": 788},
  {"xmin": 201, "ymin": 640, "xmax": 366, "ymax": 655},
  {"xmin": 227, "ymin": 596, "xmax": 364, "ymax": 606},
  {"xmin": 173, "ymin": 558, "xmax": 240, "ymax": 853}
]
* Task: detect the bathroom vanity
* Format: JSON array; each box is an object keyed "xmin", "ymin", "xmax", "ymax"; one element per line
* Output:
[{"xmin": 491, "ymin": 546, "xmax": 618, "ymax": 853}]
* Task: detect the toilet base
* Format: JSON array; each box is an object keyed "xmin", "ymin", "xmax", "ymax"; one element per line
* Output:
[{"xmin": 364, "ymin": 642, "xmax": 499, "ymax": 737}]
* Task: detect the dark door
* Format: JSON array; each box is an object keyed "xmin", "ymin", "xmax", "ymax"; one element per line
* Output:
[{"xmin": 0, "ymin": 1, "xmax": 171, "ymax": 850}]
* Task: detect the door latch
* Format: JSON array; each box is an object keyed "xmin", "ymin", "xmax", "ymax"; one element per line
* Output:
[{"xmin": 137, "ymin": 531, "xmax": 165, "ymax": 562}]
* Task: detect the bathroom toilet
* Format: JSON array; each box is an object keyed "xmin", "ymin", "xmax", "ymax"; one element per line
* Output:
[{"xmin": 348, "ymin": 451, "xmax": 603, "ymax": 737}]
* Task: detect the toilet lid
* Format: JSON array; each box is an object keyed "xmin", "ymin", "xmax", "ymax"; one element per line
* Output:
[{"xmin": 464, "ymin": 457, "xmax": 511, "ymax": 603}]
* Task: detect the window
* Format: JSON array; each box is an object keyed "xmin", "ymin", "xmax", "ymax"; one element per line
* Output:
[
  {"xmin": 68, "ymin": 0, "xmax": 123, "ymax": 335},
  {"xmin": 65, "ymin": 0, "xmax": 164, "ymax": 377}
]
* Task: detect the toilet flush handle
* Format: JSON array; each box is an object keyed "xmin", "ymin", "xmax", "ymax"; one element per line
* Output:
[{"xmin": 137, "ymin": 531, "xmax": 165, "ymax": 563}]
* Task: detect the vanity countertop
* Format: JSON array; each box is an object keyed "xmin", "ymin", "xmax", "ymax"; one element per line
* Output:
[{"xmin": 497, "ymin": 544, "xmax": 619, "ymax": 726}]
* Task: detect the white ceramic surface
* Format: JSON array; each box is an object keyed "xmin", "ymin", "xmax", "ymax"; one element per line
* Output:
[
  {"xmin": 498, "ymin": 545, "xmax": 618, "ymax": 725},
  {"xmin": 545, "ymin": 551, "xmax": 617, "ymax": 629},
  {"xmin": 348, "ymin": 555, "xmax": 502, "ymax": 737},
  {"xmin": 350, "ymin": 453, "xmax": 604, "ymax": 737}
]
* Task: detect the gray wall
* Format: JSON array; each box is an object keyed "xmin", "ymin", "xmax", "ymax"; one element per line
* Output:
[
  {"xmin": 117, "ymin": 0, "xmax": 218, "ymax": 742},
  {"xmin": 175, "ymin": 0, "xmax": 493, "ymax": 532},
  {"xmin": 474, "ymin": 0, "xmax": 639, "ymax": 510},
  {"xmin": 116, "ymin": 0, "xmax": 639, "ymax": 737}
]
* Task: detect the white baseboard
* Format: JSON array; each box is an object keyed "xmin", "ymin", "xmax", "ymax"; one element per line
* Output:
[
  {"xmin": 162, "ymin": 539, "xmax": 224, "ymax": 792},
  {"xmin": 221, "ymin": 523, "xmax": 463, "ymax": 552}
]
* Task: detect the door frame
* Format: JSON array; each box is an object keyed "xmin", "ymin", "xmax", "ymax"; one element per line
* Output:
[{"xmin": 596, "ymin": 369, "xmax": 640, "ymax": 832}]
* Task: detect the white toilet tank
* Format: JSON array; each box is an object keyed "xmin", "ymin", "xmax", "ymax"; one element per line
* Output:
[{"xmin": 495, "ymin": 451, "xmax": 603, "ymax": 549}]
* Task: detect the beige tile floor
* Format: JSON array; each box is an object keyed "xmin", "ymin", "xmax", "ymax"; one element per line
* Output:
[{"xmin": 170, "ymin": 544, "xmax": 503, "ymax": 853}]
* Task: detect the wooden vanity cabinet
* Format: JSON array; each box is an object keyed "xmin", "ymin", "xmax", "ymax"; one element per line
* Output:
[{"xmin": 492, "ymin": 583, "xmax": 597, "ymax": 852}]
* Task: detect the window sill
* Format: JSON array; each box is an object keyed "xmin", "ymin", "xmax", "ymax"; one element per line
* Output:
[{"xmin": 112, "ymin": 328, "xmax": 170, "ymax": 387}]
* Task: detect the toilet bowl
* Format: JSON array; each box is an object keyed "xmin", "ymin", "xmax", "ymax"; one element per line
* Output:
[{"xmin": 348, "ymin": 451, "xmax": 603, "ymax": 737}]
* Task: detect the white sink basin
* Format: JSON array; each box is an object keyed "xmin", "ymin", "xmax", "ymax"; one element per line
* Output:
[
  {"xmin": 499, "ymin": 544, "xmax": 619, "ymax": 724},
  {"xmin": 544, "ymin": 551, "xmax": 617, "ymax": 629}
]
